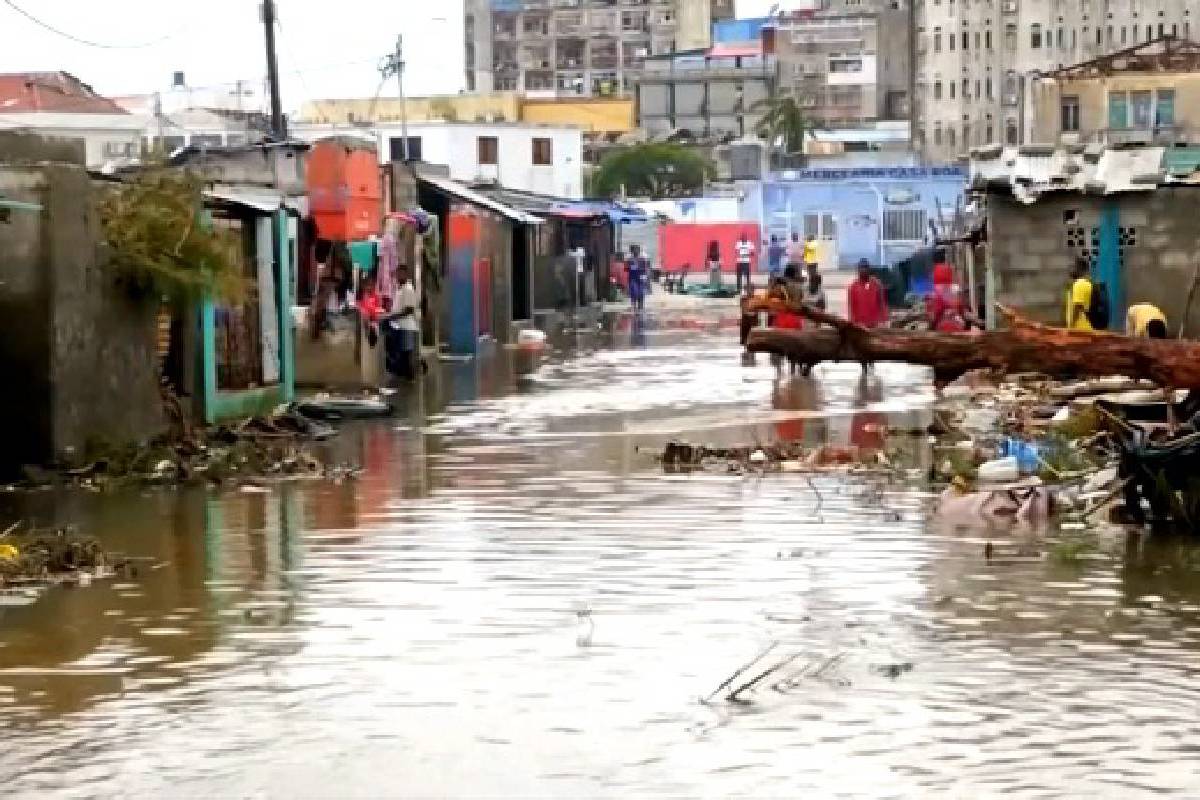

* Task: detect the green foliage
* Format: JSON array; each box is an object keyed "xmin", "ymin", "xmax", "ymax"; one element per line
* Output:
[
  {"xmin": 591, "ymin": 143, "xmax": 716, "ymax": 199},
  {"xmin": 98, "ymin": 168, "xmax": 246, "ymax": 305},
  {"xmin": 752, "ymin": 95, "xmax": 819, "ymax": 155}
]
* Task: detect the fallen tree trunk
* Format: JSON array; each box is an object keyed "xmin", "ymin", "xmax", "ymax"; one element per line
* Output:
[{"xmin": 743, "ymin": 297, "xmax": 1200, "ymax": 389}]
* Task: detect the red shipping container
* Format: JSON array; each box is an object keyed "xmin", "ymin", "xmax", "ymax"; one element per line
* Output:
[{"xmin": 306, "ymin": 137, "xmax": 383, "ymax": 241}]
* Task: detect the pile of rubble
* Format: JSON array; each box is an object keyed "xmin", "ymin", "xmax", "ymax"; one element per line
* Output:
[{"xmin": 931, "ymin": 373, "xmax": 1200, "ymax": 528}]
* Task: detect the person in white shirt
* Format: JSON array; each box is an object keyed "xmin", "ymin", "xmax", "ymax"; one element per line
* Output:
[
  {"xmin": 734, "ymin": 233, "xmax": 755, "ymax": 294},
  {"xmin": 384, "ymin": 264, "xmax": 420, "ymax": 380}
]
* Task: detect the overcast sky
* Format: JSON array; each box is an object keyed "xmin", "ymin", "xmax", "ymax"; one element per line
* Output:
[{"xmin": 1, "ymin": 0, "xmax": 776, "ymax": 111}]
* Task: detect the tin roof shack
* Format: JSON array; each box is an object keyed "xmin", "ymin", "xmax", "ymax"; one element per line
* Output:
[
  {"xmin": 170, "ymin": 143, "xmax": 308, "ymax": 422},
  {"xmin": 0, "ymin": 132, "xmax": 164, "ymax": 477},
  {"xmin": 417, "ymin": 174, "xmax": 542, "ymax": 355},
  {"xmin": 469, "ymin": 186, "xmax": 617, "ymax": 316},
  {"xmin": 969, "ymin": 144, "xmax": 1200, "ymax": 333}
]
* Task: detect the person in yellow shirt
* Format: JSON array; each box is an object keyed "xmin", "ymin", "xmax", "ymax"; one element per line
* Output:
[
  {"xmin": 1126, "ymin": 302, "xmax": 1167, "ymax": 338},
  {"xmin": 1064, "ymin": 260, "xmax": 1094, "ymax": 331},
  {"xmin": 803, "ymin": 235, "xmax": 819, "ymax": 270}
]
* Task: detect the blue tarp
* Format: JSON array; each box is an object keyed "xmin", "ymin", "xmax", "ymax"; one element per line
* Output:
[{"xmin": 553, "ymin": 200, "xmax": 648, "ymax": 226}]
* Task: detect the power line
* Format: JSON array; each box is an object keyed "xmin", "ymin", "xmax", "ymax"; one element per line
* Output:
[{"xmin": 1, "ymin": 0, "xmax": 184, "ymax": 49}]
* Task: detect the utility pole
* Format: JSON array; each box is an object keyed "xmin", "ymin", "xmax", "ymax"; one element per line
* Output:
[
  {"xmin": 261, "ymin": 0, "xmax": 285, "ymax": 140},
  {"xmin": 380, "ymin": 35, "xmax": 409, "ymax": 160},
  {"xmin": 153, "ymin": 92, "xmax": 164, "ymax": 150}
]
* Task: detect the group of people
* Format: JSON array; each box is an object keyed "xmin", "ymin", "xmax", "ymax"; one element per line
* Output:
[{"xmin": 1065, "ymin": 257, "xmax": 1168, "ymax": 338}]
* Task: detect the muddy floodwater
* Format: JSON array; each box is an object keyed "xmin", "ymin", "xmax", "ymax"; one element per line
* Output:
[{"xmin": 3, "ymin": 309, "xmax": 1200, "ymax": 798}]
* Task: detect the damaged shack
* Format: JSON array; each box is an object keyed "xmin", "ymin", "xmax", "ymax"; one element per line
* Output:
[
  {"xmin": 417, "ymin": 173, "xmax": 541, "ymax": 355},
  {"xmin": 970, "ymin": 144, "xmax": 1200, "ymax": 333}
]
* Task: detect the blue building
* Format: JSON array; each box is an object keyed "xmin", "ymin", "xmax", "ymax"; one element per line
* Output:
[
  {"xmin": 741, "ymin": 165, "xmax": 968, "ymax": 270},
  {"xmin": 712, "ymin": 17, "xmax": 770, "ymax": 44}
]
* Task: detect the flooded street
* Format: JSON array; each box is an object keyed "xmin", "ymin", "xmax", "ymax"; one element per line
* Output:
[{"xmin": 3, "ymin": 307, "xmax": 1200, "ymax": 797}]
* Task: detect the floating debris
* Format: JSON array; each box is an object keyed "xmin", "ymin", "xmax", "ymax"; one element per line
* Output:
[{"xmin": 0, "ymin": 524, "xmax": 124, "ymax": 595}]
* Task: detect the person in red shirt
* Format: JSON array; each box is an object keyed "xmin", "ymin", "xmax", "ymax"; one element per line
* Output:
[
  {"xmin": 927, "ymin": 257, "xmax": 967, "ymax": 332},
  {"xmin": 771, "ymin": 267, "xmax": 808, "ymax": 375},
  {"xmin": 847, "ymin": 259, "xmax": 888, "ymax": 328},
  {"xmin": 847, "ymin": 259, "xmax": 887, "ymax": 373}
]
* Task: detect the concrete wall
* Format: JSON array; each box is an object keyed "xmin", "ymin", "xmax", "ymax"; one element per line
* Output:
[
  {"xmin": 987, "ymin": 190, "xmax": 1200, "ymax": 331},
  {"xmin": 0, "ymin": 114, "xmax": 144, "ymax": 168},
  {"xmin": 0, "ymin": 131, "xmax": 86, "ymax": 165},
  {"xmin": 0, "ymin": 158, "xmax": 163, "ymax": 475},
  {"xmin": 175, "ymin": 145, "xmax": 307, "ymax": 194}
]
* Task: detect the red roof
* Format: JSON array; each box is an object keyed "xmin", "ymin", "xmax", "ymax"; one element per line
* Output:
[{"xmin": 0, "ymin": 72, "xmax": 126, "ymax": 114}]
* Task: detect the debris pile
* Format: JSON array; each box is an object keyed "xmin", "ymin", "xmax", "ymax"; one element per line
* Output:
[
  {"xmin": 929, "ymin": 372, "xmax": 1200, "ymax": 528},
  {"xmin": 660, "ymin": 439, "xmax": 893, "ymax": 474},
  {"xmin": 16, "ymin": 406, "xmax": 360, "ymax": 492},
  {"xmin": 0, "ymin": 523, "xmax": 121, "ymax": 590}
]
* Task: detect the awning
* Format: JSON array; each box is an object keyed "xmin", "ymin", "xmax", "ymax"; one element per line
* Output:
[
  {"xmin": 204, "ymin": 186, "xmax": 307, "ymax": 214},
  {"xmin": 419, "ymin": 174, "xmax": 543, "ymax": 225}
]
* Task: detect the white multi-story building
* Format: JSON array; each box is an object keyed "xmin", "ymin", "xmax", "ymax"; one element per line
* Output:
[
  {"xmin": 292, "ymin": 120, "xmax": 585, "ymax": 199},
  {"xmin": 916, "ymin": 0, "xmax": 1196, "ymax": 160}
]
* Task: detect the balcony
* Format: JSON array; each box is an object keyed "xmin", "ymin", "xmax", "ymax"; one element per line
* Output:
[{"xmin": 1085, "ymin": 125, "xmax": 1199, "ymax": 146}]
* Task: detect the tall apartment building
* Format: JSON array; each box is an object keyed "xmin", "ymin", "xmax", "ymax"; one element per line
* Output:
[
  {"xmin": 916, "ymin": 0, "xmax": 1195, "ymax": 161},
  {"xmin": 464, "ymin": 0, "xmax": 732, "ymax": 98},
  {"xmin": 770, "ymin": 0, "xmax": 912, "ymax": 131}
]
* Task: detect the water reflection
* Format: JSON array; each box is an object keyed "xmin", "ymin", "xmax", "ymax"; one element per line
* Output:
[{"xmin": 0, "ymin": 310, "xmax": 1199, "ymax": 796}]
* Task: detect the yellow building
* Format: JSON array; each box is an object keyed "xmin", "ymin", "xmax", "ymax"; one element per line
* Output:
[
  {"xmin": 297, "ymin": 93, "xmax": 635, "ymax": 139},
  {"xmin": 298, "ymin": 93, "xmax": 523, "ymax": 125},
  {"xmin": 518, "ymin": 98, "xmax": 634, "ymax": 136},
  {"xmin": 1029, "ymin": 37, "xmax": 1200, "ymax": 146}
]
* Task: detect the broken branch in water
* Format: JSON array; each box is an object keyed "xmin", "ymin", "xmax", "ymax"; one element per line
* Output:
[
  {"xmin": 727, "ymin": 651, "xmax": 807, "ymax": 703},
  {"xmin": 704, "ymin": 641, "xmax": 779, "ymax": 703},
  {"xmin": 743, "ymin": 296, "xmax": 1200, "ymax": 390}
]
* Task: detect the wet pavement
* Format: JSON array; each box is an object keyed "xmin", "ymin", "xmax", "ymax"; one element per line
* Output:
[{"xmin": 3, "ymin": 306, "xmax": 1200, "ymax": 797}]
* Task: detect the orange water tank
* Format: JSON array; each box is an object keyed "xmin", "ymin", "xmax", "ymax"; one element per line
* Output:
[{"xmin": 306, "ymin": 137, "xmax": 383, "ymax": 241}]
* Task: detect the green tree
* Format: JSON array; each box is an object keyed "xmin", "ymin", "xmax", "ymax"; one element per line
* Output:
[
  {"xmin": 591, "ymin": 143, "xmax": 716, "ymax": 199},
  {"xmin": 97, "ymin": 168, "xmax": 246, "ymax": 304},
  {"xmin": 752, "ymin": 94, "xmax": 819, "ymax": 156}
]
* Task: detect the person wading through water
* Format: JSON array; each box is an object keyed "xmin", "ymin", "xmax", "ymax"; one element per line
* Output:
[
  {"xmin": 383, "ymin": 264, "xmax": 420, "ymax": 380},
  {"xmin": 847, "ymin": 258, "xmax": 888, "ymax": 373}
]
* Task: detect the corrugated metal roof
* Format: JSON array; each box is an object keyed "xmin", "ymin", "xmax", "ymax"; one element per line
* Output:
[
  {"xmin": 968, "ymin": 144, "xmax": 1199, "ymax": 202},
  {"xmin": 204, "ymin": 186, "xmax": 306, "ymax": 214},
  {"xmin": 419, "ymin": 174, "xmax": 543, "ymax": 225},
  {"xmin": 0, "ymin": 72, "xmax": 126, "ymax": 114}
]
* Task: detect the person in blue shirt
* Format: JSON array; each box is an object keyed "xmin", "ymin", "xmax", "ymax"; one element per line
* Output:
[
  {"xmin": 767, "ymin": 234, "xmax": 786, "ymax": 277},
  {"xmin": 626, "ymin": 244, "xmax": 649, "ymax": 311}
]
